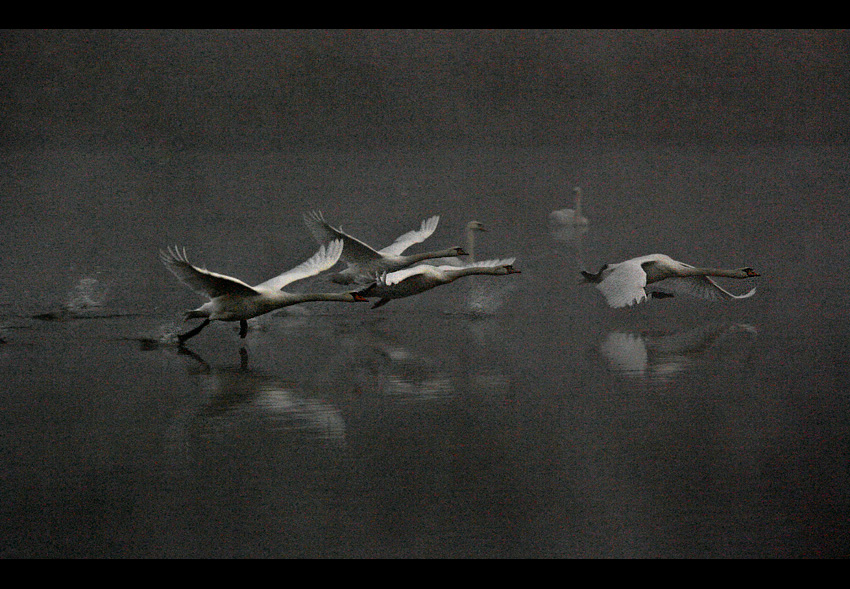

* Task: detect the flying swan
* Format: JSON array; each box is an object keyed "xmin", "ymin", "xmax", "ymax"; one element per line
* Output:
[
  {"xmin": 357, "ymin": 258, "xmax": 521, "ymax": 309},
  {"xmin": 303, "ymin": 211, "xmax": 467, "ymax": 284},
  {"xmin": 581, "ymin": 253, "xmax": 760, "ymax": 308},
  {"xmin": 160, "ymin": 240, "xmax": 367, "ymax": 343}
]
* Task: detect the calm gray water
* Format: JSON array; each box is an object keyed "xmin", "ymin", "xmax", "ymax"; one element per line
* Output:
[{"xmin": 0, "ymin": 145, "xmax": 848, "ymax": 558}]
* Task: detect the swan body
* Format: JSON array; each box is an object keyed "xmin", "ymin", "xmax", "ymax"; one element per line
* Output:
[
  {"xmin": 549, "ymin": 187, "xmax": 589, "ymax": 226},
  {"xmin": 358, "ymin": 258, "xmax": 520, "ymax": 309},
  {"xmin": 303, "ymin": 211, "xmax": 467, "ymax": 284},
  {"xmin": 581, "ymin": 253, "xmax": 760, "ymax": 308},
  {"xmin": 160, "ymin": 240, "xmax": 367, "ymax": 342}
]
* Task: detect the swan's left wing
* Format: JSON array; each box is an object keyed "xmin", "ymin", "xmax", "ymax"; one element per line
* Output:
[
  {"xmin": 254, "ymin": 240, "xmax": 344, "ymax": 291},
  {"xmin": 160, "ymin": 246, "xmax": 258, "ymax": 299},
  {"xmin": 378, "ymin": 215, "xmax": 440, "ymax": 256},
  {"xmin": 652, "ymin": 276, "xmax": 756, "ymax": 302},
  {"xmin": 596, "ymin": 262, "xmax": 649, "ymax": 308}
]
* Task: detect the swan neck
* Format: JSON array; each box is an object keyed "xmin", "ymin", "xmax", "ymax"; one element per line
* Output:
[
  {"xmin": 409, "ymin": 249, "xmax": 456, "ymax": 262},
  {"xmin": 452, "ymin": 267, "xmax": 499, "ymax": 279},
  {"xmin": 287, "ymin": 292, "xmax": 353, "ymax": 303},
  {"xmin": 465, "ymin": 230, "xmax": 476, "ymax": 262},
  {"xmin": 679, "ymin": 266, "xmax": 740, "ymax": 278}
]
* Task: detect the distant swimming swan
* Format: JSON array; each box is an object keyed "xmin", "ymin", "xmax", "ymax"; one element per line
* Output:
[
  {"xmin": 160, "ymin": 240, "xmax": 367, "ymax": 343},
  {"xmin": 303, "ymin": 211, "xmax": 467, "ymax": 284},
  {"xmin": 428, "ymin": 220, "xmax": 488, "ymax": 266},
  {"xmin": 581, "ymin": 253, "xmax": 760, "ymax": 308},
  {"xmin": 358, "ymin": 259, "xmax": 521, "ymax": 309},
  {"xmin": 549, "ymin": 186, "xmax": 589, "ymax": 226}
]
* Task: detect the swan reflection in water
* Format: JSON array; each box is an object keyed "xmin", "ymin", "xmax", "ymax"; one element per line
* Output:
[
  {"xmin": 600, "ymin": 321, "xmax": 758, "ymax": 382},
  {"xmin": 134, "ymin": 339, "xmax": 347, "ymax": 443},
  {"xmin": 308, "ymin": 320, "xmax": 455, "ymax": 403}
]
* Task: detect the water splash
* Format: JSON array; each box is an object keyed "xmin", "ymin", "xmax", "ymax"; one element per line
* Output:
[{"xmin": 64, "ymin": 276, "xmax": 110, "ymax": 312}]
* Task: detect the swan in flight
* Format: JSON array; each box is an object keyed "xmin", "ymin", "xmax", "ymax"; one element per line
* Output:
[
  {"xmin": 302, "ymin": 211, "xmax": 467, "ymax": 284},
  {"xmin": 581, "ymin": 253, "xmax": 760, "ymax": 308},
  {"xmin": 358, "ymin": 258, "xmax": 521, "ymax": 309},
  {"xmin": 160, "ymin": 240, "xmax": 368, "ymax": 343},
  {"xmin": 549, "ymin": 187, "xmax": 589, "ymax": 227}
]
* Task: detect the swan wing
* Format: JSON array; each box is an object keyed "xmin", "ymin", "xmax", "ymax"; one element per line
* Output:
[
  {"xmin": 303, "ymin": 211, "xmax": 383, "ymax": 265},
  {"xmin": 381, "ymin": 264, "xmax": 443, "ymax": 286},
  {"xmin": 596, "ymin": 262, "xmax": 649, "ymax": 308},
  {"xmin": 254, "ymin": 240, "xmax": 344, "ymax": 291},
  {"xmin": 377, "ymin": 215, "xmax": 440, "ymax": 256},
  {"xmin": 160, "ymin": 246, "xmax": 258, "ymax": 299},
  {"xmin": 653, "ymin": 276, "xmax": 757, "ymax": 302}
]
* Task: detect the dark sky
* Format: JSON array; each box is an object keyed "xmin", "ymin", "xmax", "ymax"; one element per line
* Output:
[{"xmin": 2, "ymin": 29, "xmax": 849, "ymax": 150}]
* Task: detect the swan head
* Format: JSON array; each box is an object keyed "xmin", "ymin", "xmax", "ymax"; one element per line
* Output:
[
  {"xmin": 449, "ymin": 246, "xmax": 469, "ymax": 257},
  {"xmin": 466, "ymin": 221, "xmax": 487, "ymax": 232},
  {"xmin": 741, "ymin": 267, "xmax": 760, "ymax": 278},
  {"xmin": 499, "ymin": 264, "xmax": 521, "ymax": 275},
  {"xmin": 346, "ymin": 292, "xmax": 371, "ymax": 302}
]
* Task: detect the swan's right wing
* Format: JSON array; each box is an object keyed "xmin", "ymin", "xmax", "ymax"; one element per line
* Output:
[
  {"xmin": 303, "ymin": 211, "xmax": 383, "ymax": 265},
  {"xmin": 377, "ymin": 215, "xmax": 440, "ymax": 256},
  {"xmin": 654, "ymin": 276, "xmax": 757, "ymax": 302},
  {"xmin": 254, "ymin": 240, "xmax": 344, "ymax": 291},
  {"xmin": 160, "ymin": 246, "xmax": 258, "ymax": 299},
  {"xmin": 595, "ymin": 262, "xmax": 649, "ymax": 308}
]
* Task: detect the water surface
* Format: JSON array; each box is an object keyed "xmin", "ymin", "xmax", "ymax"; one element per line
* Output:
[{"xmin": 1, "ymin": 145, "xmax": 847, "ymax": 557}]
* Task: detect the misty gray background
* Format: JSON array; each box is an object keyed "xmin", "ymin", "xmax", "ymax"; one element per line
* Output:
[{"xmin": 0, "ymin": 29, "xmax": 848, "ymax": 558}]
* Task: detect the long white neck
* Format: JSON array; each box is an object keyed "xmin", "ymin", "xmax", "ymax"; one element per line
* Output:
[
  {"xmin": 677, "ymin": 266, "xmax": 745, "ymax": 279},
  {"xmin": 447, "ymin": 266, "xmax": 505, "ymax": 280},
  {"xmin": 405, "ymin": 248, "xmax": 461, "ymax": 263},
  {"xmin": 287, "ymin": 292, "xmax": 356, "ymax": 303}
]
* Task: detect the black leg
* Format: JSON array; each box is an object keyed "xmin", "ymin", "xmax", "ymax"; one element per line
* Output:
[
  {"xmin": 239, "ymin": 319, "xmax": 248, "ymax": 338},
  {"xmin": 178, "ymin": 318, "xmax": 211, "ymax": 345}
]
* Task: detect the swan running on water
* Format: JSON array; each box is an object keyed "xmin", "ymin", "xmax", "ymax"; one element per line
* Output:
[
  {"xmin": 358, "ymin": 259, "xmax": 521, "ymax": 309},
  {"xmin": 303, "ymin": 211, "xmax": 467, "ymax": 284},
  {"xmin": 581, "ymin": 253, "xmax": 760, "ymax": 308},
  {"xmin": 160, "ymin": 240, "xmax": 367, "ymax": 343}
]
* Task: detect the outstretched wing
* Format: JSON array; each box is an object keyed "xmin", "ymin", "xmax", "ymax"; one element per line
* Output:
[
  {"xmin": 596, "ymin": 262, "xmax": 649, "ymax": 308},
  {"xmin": 652, "ymin": 276, "xmax": 757, "ymax": 302},
  {"xmin": 377, "ymin": 215, "xmax": 440, "ymax": 256},
  {"xmin": 380, "ymin": 264, "xmax": 442, "ymax": 286},
  {"xmin": 303, "ymin": 211, "xmax": 383, "ymax": 264},
  {"xmin": 160, "ymin": 246, "xmax": 258, "ymax": 299},
  {"xmin": 254, "ymin": 239, "xmax": 344, "ymax": 291}
]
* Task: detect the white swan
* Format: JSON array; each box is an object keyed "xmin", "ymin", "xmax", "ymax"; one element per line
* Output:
[
  {"xmin": 303, "ymin": 211, "xmax": 467, "ymax": 284},
  {"xmin": 581, "ymin": 253, "xmax": 760, "ymax": 308},
  {"xmin": 549, "ymin": 186, "xmax": 589, "ymax": 226},
  {"xmin": 427, "ymin": 220, "xmax": 488, "ymax": 266},
  {"xmin": 358, "ymin": 258, "xmax": 521, "ymax": 309},
  {"xmin": 160, "ymin": 240, "xmax": 367, "ymax": 343}
]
